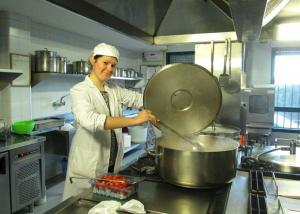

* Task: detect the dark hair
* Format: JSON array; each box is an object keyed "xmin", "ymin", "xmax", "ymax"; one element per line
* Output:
[{"xmin": 94, "ymin": 55, "xmax": 103, "ymax": 60}]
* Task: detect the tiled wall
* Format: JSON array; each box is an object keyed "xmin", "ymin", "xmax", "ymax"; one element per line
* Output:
[{"xmin": 0, "ymin": 11, "xmax": 141, "ymax": 124}]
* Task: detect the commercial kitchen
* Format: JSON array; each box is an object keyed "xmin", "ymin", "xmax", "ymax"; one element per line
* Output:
[{"xmin": 0, "ymin": 0, "xmax": 300, "ymax": 213}]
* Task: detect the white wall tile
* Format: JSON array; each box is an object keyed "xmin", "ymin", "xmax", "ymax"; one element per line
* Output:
[
  {"xmin": 2, "ymin": 11, "xmax": 141, "ymax": 122},
  {"xmin": 0, "ymin": 86, "xmax": 12, "ymax": 124},
  {"xmin": 0, "ymin": 17, "xmax": 9, "ymax": 37},
  {"xmin": 32, "ymin": 90, "xmax": 71, "ymax": 119},
  {"xmin": 9, "ymin": 86, "xmax": 31, "ymax": 122},
  {"xmin": 0, "ymin": 35, "xmax": 10, "ymax": 68},
  {"xmin": 9, "ymin": 36, "xmax": 31, "ymax": 54}
]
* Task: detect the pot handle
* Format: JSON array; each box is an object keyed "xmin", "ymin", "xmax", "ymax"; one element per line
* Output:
[{"xmin": 148, "ymin": 149, "xmax": 162, "ymax": 157}]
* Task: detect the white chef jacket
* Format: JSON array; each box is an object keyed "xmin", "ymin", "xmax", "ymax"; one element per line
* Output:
[{"xmin": 63, "ymin": 76, "xmax": 143, "ymax": 200}]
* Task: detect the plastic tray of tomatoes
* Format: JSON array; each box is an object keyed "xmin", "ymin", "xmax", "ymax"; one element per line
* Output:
[{"xmin": 91, "ymin": 174, "xmax": 138, "ymax": 199}]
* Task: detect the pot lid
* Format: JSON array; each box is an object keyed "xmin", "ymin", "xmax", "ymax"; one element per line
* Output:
[
  {"xmin": 258, "ymin": 148, "xmax": 300, "ymax": 174},
  {"xmin": 143, "ymin": 63, "xmax": 222, "ymax": 135}
]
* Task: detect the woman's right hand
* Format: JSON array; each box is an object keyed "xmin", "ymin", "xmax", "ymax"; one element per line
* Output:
[{"xmin": 135, "ymin": 109, "xmax": 159, "ymax": 125}]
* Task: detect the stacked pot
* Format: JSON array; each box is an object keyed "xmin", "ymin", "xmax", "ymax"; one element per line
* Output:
[
  {"xmin": 34, "ymin": 48, "xmax": 90, "ymax": 74},
  {"xmin": 144, "ymin": 63, "xmax": 239, "ymax": 189},
  {"xmin": 34, "ymin": 49, "xmax": 67, "ymax": 73},
  {"xmin": 71, "ymin": 60, "xmax": 90, "ymax": 74}
]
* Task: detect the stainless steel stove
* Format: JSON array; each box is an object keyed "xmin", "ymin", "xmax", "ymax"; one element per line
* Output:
[
  {"xmin": 119, "ymin": 154, "xmax": 231, "ymax": 214},
  {"xmin": 237, "ymin": 142, "xmax": 300, "ymax": 214}
]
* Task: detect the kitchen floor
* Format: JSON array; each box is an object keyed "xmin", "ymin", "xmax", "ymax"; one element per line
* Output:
[
  {"xmin": 15, "ymin": 180, "xmax": 65, "ymax": 214},
  {"xmin": 33, "ymin": 181, "xmax": 65, "ymax": 214}
]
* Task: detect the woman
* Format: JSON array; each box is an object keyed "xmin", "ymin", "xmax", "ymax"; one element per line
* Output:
[{"xmin": 63, "ymin": 43, "xmax": 159, "ymax": 199}]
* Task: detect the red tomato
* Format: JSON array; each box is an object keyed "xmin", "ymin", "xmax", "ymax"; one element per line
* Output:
[
  {"xmin": 115, "ymin": 175, "xmax": 126, "ymax": 180},
  {"xmin": 119, "ymin": 183, "xmax": 128, "ymax": 189},
  {"xmin": 101, "ymin": 175, "xmax": 113, "ymax": 180}
]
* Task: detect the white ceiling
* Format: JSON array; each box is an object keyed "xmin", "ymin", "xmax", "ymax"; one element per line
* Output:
[
  {"xmin": 0, "ymin": 0, "xmax": 165, "ymax": 52},
  {"xmin": 276, "ymin": 0, "xmax": 300, "ymax": 19},
  {"xmin": 1, "ymin": 0, "xmax": 300, "ymax": 51}
]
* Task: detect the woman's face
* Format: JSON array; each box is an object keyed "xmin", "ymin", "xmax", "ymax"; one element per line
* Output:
[{"xmin": 92, "ymin": 56, "xmax": 118, "ymax": 81}]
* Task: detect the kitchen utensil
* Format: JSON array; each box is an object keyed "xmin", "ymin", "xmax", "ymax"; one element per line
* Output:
[
  {"xmin": 219, "ymin": 39, "xmax": 230, "ymax": 87},
  {"xmin": 67, "ymin": 63, "xmax": 73, "ymax": 74},
  {"xmin": 199, "ymin": 123, "xmax": 240, "ymax": 140},
  {"xmin": 143, "ymin": 63, "xmax": 222, "ymax": 136},
  {"xmin": 210, "ymin": 40, "xmax": 215, "ymax": 76},
  {"xmin": 0, "ymin": 119, "xmax": 10, "ymax": 141},
  {"xmin": 223, "ymin": 39, "xmax": 240, "ymax": 94},
  {"xmin": 156, "ymin": 135, "xmax": 238, "ymax": 188},
  {"xmin": 158, "ymin": 120, "xmax": 202, "ymax": 149},
  {"xmin": 11, "ymin": 120, "xmax": 35, "ymax": 134},
  {"xmin": 92, "ymin": 180, "xmax": 138, "ymax": 200},
  {"xmin": 56, "ymin": 56, "xmax": 67, "ymax": 73},
  {"xmin": 143, "ymin": 63, "xmax": 239, "ymax": 189},
  {"xmin": 128, "ymin": 125, "xmax": 148, "ymax": 143},
  {"xmin": 72, "ymin": 60, "xmax": 90, "ymax": 74},
  {"xmin": 69, "ymin": 175, "xmax": 145, "ymax": 185},
  {"xmin": 70, "ymin": 175, "xmax": 142, "ymax": 199},
  {"xmin": 35, "ymin": 48, "xmax": 57, "ymax": 72}
]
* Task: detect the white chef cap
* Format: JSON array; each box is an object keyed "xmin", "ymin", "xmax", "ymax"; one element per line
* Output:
[{"xmin": 92, "ymin": 43, "xmax": 120, "ymax": 61}]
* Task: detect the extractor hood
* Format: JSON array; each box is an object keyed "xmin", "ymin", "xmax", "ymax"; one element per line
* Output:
[
  {"xmin": 46, "ymin": 0, "xmax": 235, "ymax": 44},
  {"xmin": 229, "ymin": 0, "xmax": 290, "ymax": 42},
  {"xmin": 46, "ymin": 0, "xmax": 291, "ymax": 44},
  {"xmin": 0, "ymin": 69, "xmax": 22, "ymax": 90}
]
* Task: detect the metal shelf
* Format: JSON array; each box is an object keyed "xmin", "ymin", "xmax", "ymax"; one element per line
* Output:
[
  {"xmin": 31, "ymin": 72, "xmax": 85, "ymax": 86},
  {"xmin": 31, "ymin": 72, "xmax": 142, "ymax": 86},
  {"xmin": 111, "ymin": 76, "xmax": 143, "ymax": 81},
  {"xmin": 123, "ymin": 143, "xmax": 142, "ymax": 154},
  {"xmin": 0, "ymin": 69, "xmax": 22, "ymax": 90},
  {"xmin": 29, "ymin": 127, "xmax": 60, "ymax": 136},
  {"xmin": 121, "ymin": 148, "xmax": 146, "ymax": 170}
]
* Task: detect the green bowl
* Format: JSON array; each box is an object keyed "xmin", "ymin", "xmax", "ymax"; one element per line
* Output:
[{"xmin": 11, "ymin": 120, "xmax": 35, "ymax": 134}]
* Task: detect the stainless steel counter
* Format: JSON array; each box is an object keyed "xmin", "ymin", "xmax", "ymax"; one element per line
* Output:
[
  {"xmin": 226, "ymin": 170, "xmax": 248, "ymax": 214},
  {"xmin": 0, "ymin": 134, "xmax": 46, "ymax": 213},
  {"xmin": 46, "ymin": 171, "xmax": 249, "ymax": 214},
  {"xmin": 0, "ymin": 134, "xmax": 46, "ymax": 152}
]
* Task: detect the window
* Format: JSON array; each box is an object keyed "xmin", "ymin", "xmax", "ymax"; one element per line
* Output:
[
  {"xmin": 272, "ymin": 48, "xmax": 300, "ymax": 131},
  {"xmin": 166, "ymin": 52, "xmax": 195, "ymax": 64},
  {"xmin": 249, "ymin": 95, "xmax": 270, "ymax": 114}
]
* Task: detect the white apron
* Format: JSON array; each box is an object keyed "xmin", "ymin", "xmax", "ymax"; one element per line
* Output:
[{"xmin": 63, "ymin": 76, "xmax": 143, "ymax": 200}]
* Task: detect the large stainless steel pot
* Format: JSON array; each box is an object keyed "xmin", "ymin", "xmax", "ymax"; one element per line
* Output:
[
  {"xmin": 72, "ymin": 60, "xmax": 90, "ymax": 74},
  {"xmin": 144, "ymin": 63, "xmax": 239, "ymax": 188},
  {"xmin": 155, "ymin": 135, "xmax": 239, "ymax": 188},
  {"xmin": 35, "ymin": 49, "xmax": 57, "ymax": 72},
  {"xmin": 56, "ymin": 56, "xmax": 67, "ymax": 73}
]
